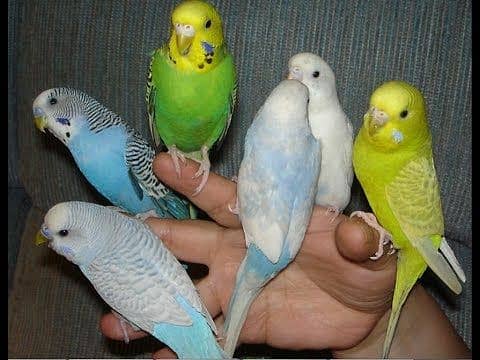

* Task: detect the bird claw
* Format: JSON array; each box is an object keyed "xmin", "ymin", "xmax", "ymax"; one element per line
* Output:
[
  {"xmin": 168, "ymin": 145, "xmax": 186, "ymax": 178},
  {"xmin": 192, "ymin": 170, "xmax": 209, "ymax": 196},
  {"xmin": 191, "ymin": 146, "xmax": 210, "ymax": 196},
  {"xmin": 111, "ymin": 310, "xmax": 131, "ymax": 344},
  {"xmin": 134, "ymin": 210, "xmax": 159, "ymax": 222},
  {"xmin": 228, "ymin": 197, "xmax": 239, "ymax": 215},
  {"xmin": 350, "ymin": 211, "xmax": 393, "ymax": 260},
  {"xmin": 325, "ymin": 206, "xmax": 340, "ymax": 223}
]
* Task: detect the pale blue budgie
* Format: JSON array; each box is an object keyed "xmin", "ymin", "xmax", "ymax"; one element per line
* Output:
[
  {"xmin": 288, "ymin": 53, "xmax": 354, "ymax": 221},
  {"xmin": 32, "ymin": 88, "xmax": 193, "ymax": 220},
  {"xmin": 36, "ymin": 201, "xmax": 226, "ymax": 359},
  {"xmin": 222, "ymin": 79, "xmax": 322, "ymax": 357}
]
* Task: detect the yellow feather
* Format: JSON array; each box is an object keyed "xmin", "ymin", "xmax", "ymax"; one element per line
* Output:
[
  {"xmin": 167, "ymin": 0, "xmax": 225, "ymax": 73},
  {"xmin": 352, "ymin": 80, "xmax": 464, "ymax": 358}
]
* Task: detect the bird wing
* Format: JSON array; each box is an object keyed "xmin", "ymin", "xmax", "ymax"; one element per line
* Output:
[
  {"xmin": 238, "ymin": 123, "xmax": 312, "ymax": 263},
  {"xmin": 146, "ymin": 49, "xmax": 165, "ymax": 149},
  {"xmin": 87, "ymin": 253, "xmax": 193, "ymax": 330},
  {"xmin": 125, "ymin": 133, "xmax": 190, "ymax": 219},
  {"xmin": 210, "ymin": 78, "xmax": 237, "ymax": 154},
  {"xmin": 385, "ymin": 156, "xmax": 462, "ymax": 294},
  {"xmin": 125, "ymin": 133, "xmax": 169, "ymax": 200}
]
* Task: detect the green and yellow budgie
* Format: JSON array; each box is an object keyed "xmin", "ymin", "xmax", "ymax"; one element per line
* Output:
[
  {"xmin": 146, "ymin": 0, "xmax": 237, "ymax": 195},
  {"xmin": 352, "ymin": 80, "xmax": 466, "ymax": 358}
]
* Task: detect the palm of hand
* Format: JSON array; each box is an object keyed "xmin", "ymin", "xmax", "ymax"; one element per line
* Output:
[{"xmin": 208, "ymin": 207, "xmax": 396, "ymax": 351}]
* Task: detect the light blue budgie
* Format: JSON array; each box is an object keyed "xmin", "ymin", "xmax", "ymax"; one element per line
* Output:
[
  {"xmin": 32, "ymin": 88, "xmax": 193, "ymax": 220},
  {"xmin": 222, "ymin": 79, "xmax": 322, "ymax": 357},
  {"xmin": 36, "ymin": 201, "xmax": 226, "ymax": 359},
  {"xmin": 288, "ymin": 53, "xmax": 354, "ymax": 221}
]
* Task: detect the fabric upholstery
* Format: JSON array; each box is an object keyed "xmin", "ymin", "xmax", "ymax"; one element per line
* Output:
[
  {"xmin": 9, "ymin": 0, "xmax": 471, "ymax": 357},
  {"xmin": 9, "ymin": 0, "xmax": 21, "ymax": 188},
  {"xmin": 8, "ymin": 188, "xmax": 31, "ymax": 293}
]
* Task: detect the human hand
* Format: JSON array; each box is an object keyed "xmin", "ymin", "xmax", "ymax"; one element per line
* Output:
[{"xmin": 100, "ymin": 153, "xmax": 397, "ymax": 358}]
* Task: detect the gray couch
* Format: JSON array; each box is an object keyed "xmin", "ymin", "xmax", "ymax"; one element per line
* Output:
[{"xmin": 8, "ymin": 0, "xmax": 471, "ymax": 358}]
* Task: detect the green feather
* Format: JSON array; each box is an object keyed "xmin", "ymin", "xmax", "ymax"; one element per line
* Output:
[{"xmin": 147, "ymin": 47, "xmax": 236, "ymax": 156}]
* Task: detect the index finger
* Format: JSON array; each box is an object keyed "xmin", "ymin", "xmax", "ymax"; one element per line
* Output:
[{"xmin": 153, "ymin": 153, "xmax": 241, "ymax": 228}]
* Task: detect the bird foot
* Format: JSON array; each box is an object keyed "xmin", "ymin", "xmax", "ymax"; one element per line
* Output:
[
  {"xmin": 350, "ymin": 211, "xmax": 393, "ymax": 260},
  {"xmin": 111, "ymin": 310, "xmax": 139, "ymax": 344},
  {"xmin": 134, "ymin": 209, "xmax": 159, "ymax": 222},
  {"xmin": 228, "ymin": 197, "xmax": 239, "ymax": 215},
  {"xmin": 230, "ymin": 175, "xmax": 238, "ymax": 183},
  {"xmin": 192, "ymin": 146, "xmax": 210, "ymax": 196},
  {"xmin": 325, "ymin": 206, "xmax": 341, "ymax": 223},
  {"xmin": 168, "ymin": 145, "xmax": 186, "ymax": 177}
]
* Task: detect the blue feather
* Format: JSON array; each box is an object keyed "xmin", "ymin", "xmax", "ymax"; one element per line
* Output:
[
  {"xmin": 153, "ymin": 295, "xmax": 225, "ymax": 359},
  {"xmin": 68, "ymin": 119, "xmax": 173, "ymax": 218},
  {"xmin": 201, "ymin": 41, "xmax": 215, "ymax": 54}
]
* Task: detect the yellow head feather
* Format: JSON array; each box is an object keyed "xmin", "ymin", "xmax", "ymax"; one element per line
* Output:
[
  {"xmin": 360, "ymin": 80, "xmax": 430, "ymax": 152},
  {"xmin": 167, "ymin": 0, "xmax": 225, "ymax": 72}
]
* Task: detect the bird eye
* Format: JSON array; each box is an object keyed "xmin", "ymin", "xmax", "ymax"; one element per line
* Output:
[
  {"xmin": 58, "ymin": 229, "xmax": 69, "ymax": 237},
  {"xmin": 312, "ymin": 71, "xmax": 320, "ymax": 78},
  {"xmin": 400, "ymin": 110, "xmax": 408, "ymax": 118},
  {"xmin": 205, "ymin": 19, "xmax": 211, "ymax": 28},
  {"xmin": 50, "ymin": 98, "xmax": 58, "ymax": 105}
]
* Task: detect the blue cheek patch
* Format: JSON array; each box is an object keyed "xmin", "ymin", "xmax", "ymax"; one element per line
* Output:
[
  {"xmin": 201, "ymin": 41, "xmax": 214, "ymax": 54},
  {"xmin": 56, "ymin": 117, "xmax": 71, "ymax": 126},
  {"xmin": 392, "ymin": 129, "xmax": 404, "ymax": 144}
]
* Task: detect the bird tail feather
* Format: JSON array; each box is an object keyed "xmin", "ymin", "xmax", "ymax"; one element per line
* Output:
[
  {"xmin": 222, "ymin": 257, "xmax": 267, "ymax": 358},
  {"xmin": 439, "ymin": 237, "xmax": 466, "ymax": 283},
  {"xmin": 155, "ymin": 192, "xmax": 191, "ymax": 220},
  {"xmin": 382, "ymin": 249, "xmax": 427, "ymax": 358},
  {"xmin": 413, "ymin": 235, "xmax": 463, "ymax": 294}
]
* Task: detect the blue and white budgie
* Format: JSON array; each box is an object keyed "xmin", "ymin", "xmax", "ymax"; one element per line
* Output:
[
  {"xmin": 35, "ymin": 201, "xmax": 226, "ymax": 359},
  {"xmin": 222, "ymin": 79, "xmax": 322, "ymax": 357},
  {"xmin": 288, "ymin": 53, "xmax": 354, "ymax": 220},
  {"xmin": 32, "ymin": 88, "xmax": 193, "ymax": 220}
]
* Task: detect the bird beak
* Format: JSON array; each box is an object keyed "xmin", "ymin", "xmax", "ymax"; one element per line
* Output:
[
  {"xmin": 287, "ymin": 67, "xmax": 303, "ymax": 81},
  {"xmin": 33, "ymin": 107, "xmax": 47, "ymax": 133},
  {"xmin": 35, "ymin": 224, "xmax": 52, "ymax": 245},
  {"xmin": 176, "ymin": 34, "xmax": 194, "ymax": 56},
  {"xmin": 366, "ymin": 106, "xmax": 389, "ymax": 135}
]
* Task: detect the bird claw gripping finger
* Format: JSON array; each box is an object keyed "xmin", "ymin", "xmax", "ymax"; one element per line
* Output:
[
  {"xmin": 168, "ymin": 145, "xmax": 186, "ymax": 177},
  {"xmin": 134, "ymin": 210, "xmax": 160, "ymax": 222},
  {"xmin": 228, "ymin": 197, "xmax": 239, "ymax": 215},
  {"xmin": 230, "ymin": 175, "xmax": 238, "ymax": 183},
  {"xmin": 111, "ymin": 310, "xmax": 140, "ymax": 344},
  {"xmin": 325, "ymin": 206, "xmax": 341, "ymax": 223},
  {"xmin": 350, "ymin": 211, "xmax": 393, "ymax": 260},
  {"xmin": 192, "ymin": 146, "xmax": 210, "ymax": 196}
]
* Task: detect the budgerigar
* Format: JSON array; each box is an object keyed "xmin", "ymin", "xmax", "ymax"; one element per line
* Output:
[
  {"xmin": 35, "ymin": 201, "xmax": 226, "ymax": 359},
  {"xmin": 352, "ymin": 80, "xmax": 466, "ymax": 358},
  {"xmin": 33, "ymin": 87, "xmax": 193, "ymax": 220},
  {"xmin": 222, "ymin": 80, "xmax": 322, "ymax": 357},
  {"xmin": 288, "ymin": 52, "xmax": 354, "ymax": 221},
  {"xmin": 146, "ymin": 0, "xmax": 237, "ymax": 195}
]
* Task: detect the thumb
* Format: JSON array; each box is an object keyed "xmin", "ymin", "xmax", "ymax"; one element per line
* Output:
[{"xmin": 335, "ymin": 216, "xmax": 396, "ymax": 269}]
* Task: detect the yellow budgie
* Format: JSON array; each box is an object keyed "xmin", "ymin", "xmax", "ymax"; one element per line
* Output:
[{"xmin": 352, "ymin": 80, "xmax": 466, "ymax": 358}]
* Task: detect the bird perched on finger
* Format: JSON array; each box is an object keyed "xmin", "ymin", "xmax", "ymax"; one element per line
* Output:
[
  {"xmin": 222, "ymin": 79, "xmax": 321, "ymax": 357},
  {"xmin": 33, "ymin": 87, "xmax": 194, "ymax": 220},
  {"xmin": 352, "ymin": 80, "xmax": 466, "ymax": 358},
  {"xmin": 35, "ymin": 201, "xmax": 226, "ymax": 359},
  {"xmin": 146, "ymin": 0, "xmax": 237, "ymax": 195},
  {"xmin": 287, "ymin": 52, "xmax": 354, "ymax": 220}
]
